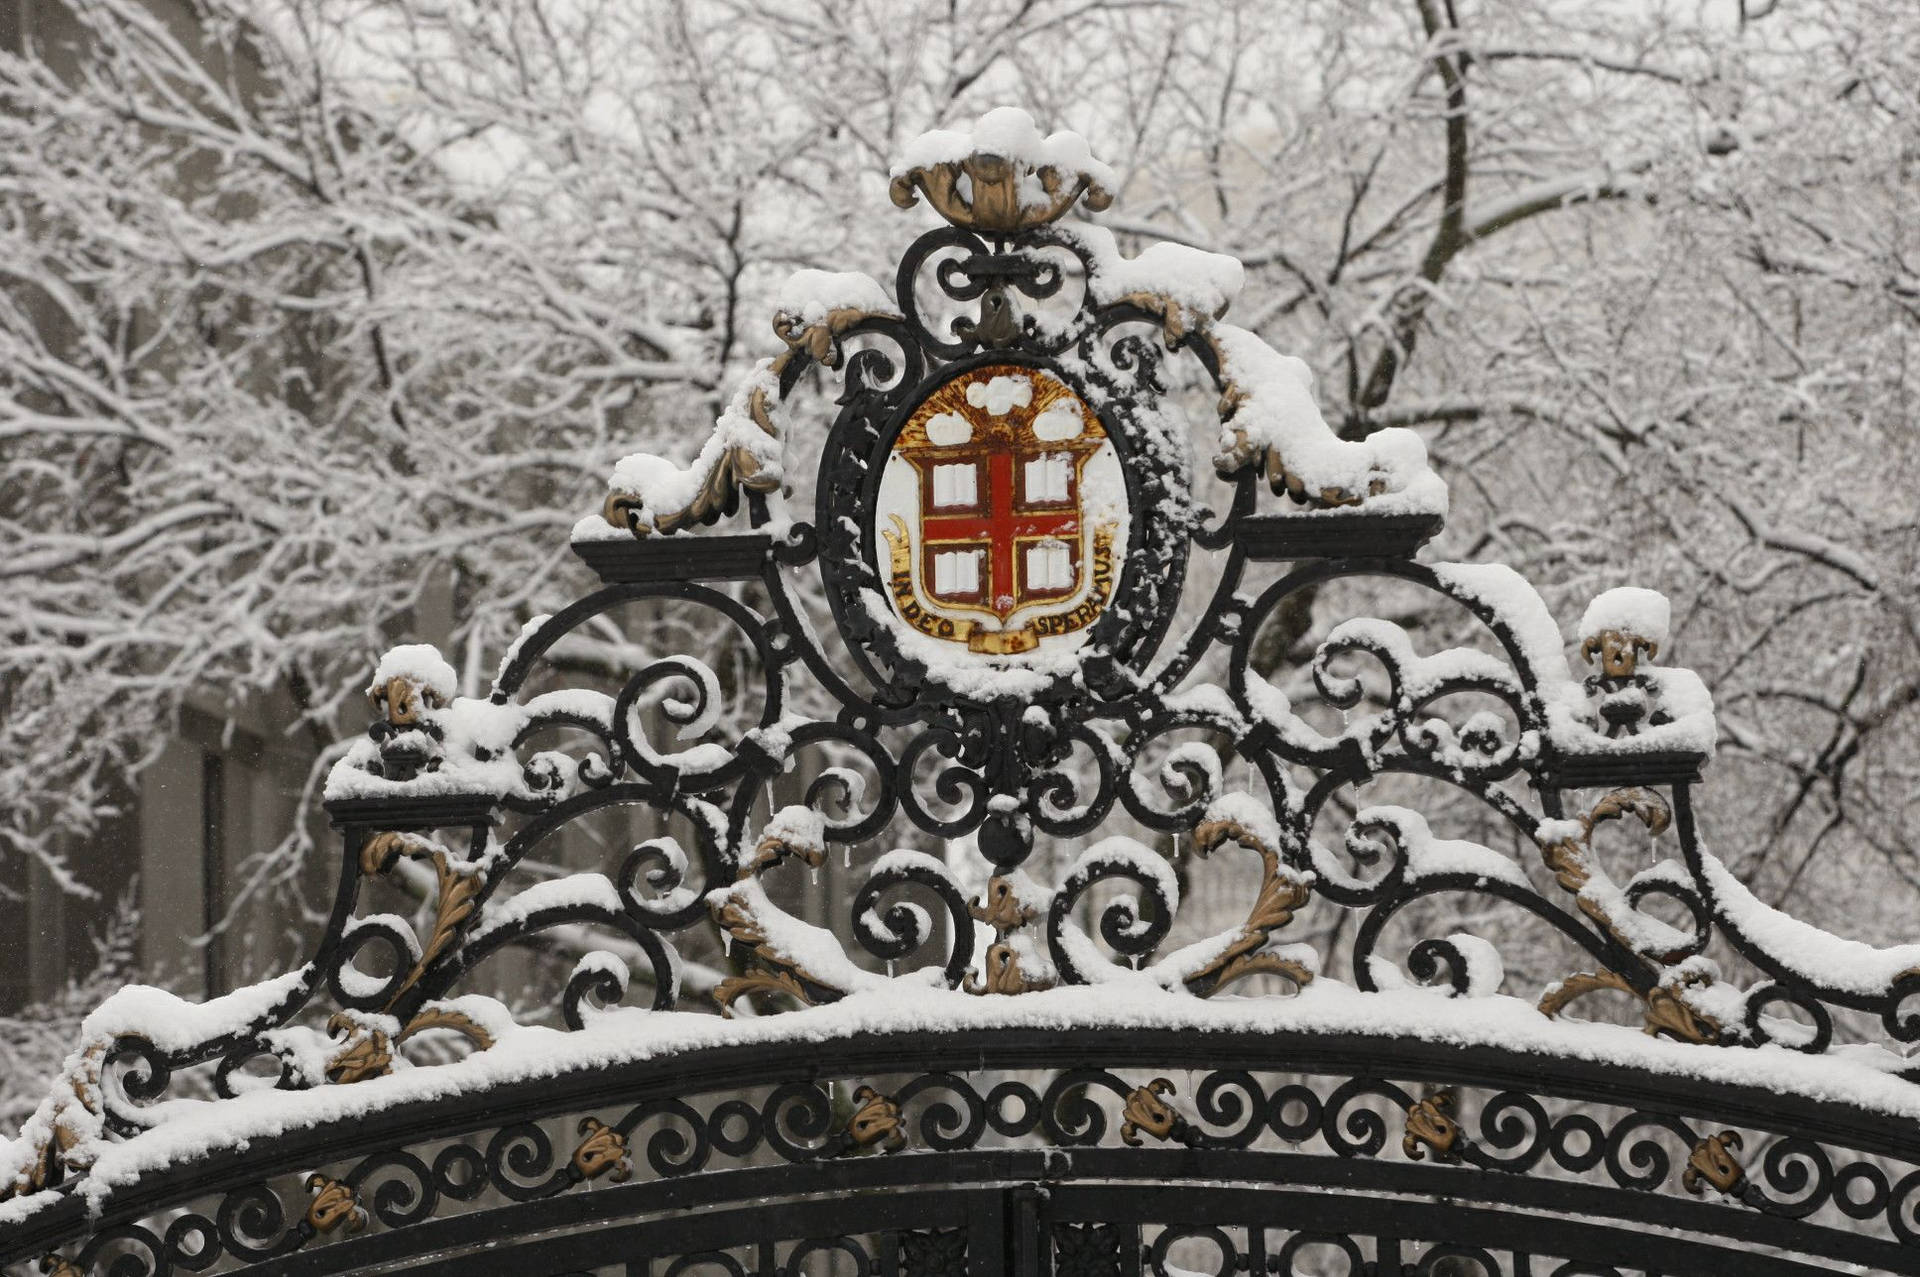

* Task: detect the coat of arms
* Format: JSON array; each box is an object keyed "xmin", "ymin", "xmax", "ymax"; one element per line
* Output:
[{"xmin": 878, "ymin": 364, "xmax": 1125, "ymax": 655}]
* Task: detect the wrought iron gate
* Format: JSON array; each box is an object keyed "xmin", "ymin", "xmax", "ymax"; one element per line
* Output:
[{"xmin": 5, "ymin": 108, "xmax": 1920, "ymax": 1277}]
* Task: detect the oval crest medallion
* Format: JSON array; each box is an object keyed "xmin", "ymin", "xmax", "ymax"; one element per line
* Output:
[{"xmin": 876, "ymin": 364, "xmax": 1128, "ymax": 658}]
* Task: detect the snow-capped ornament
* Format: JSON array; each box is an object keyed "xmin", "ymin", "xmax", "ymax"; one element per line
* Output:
[{"xmin": 889, "ymin": 106, "xmax": 1115, "ymax": 232}]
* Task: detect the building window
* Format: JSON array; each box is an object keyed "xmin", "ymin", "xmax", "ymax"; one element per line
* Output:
[
  {"xmin": 932, "ymin": 549, "xmax": 982, "ymax": 595},
  {"xmin": 932, "ymin": 463, "xmax": 978, "ymax": 508},
  {"xmin": 1023, "ymin": 453, "xmax": 1072, "ymax": 504}
]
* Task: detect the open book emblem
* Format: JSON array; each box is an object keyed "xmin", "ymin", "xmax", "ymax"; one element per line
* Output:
[{"xmin": 879, "ymin": 364, "xmax": 1124, "ymax": 655}]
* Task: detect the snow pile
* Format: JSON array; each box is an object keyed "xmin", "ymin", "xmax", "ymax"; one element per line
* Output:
[
  {"xmin": 330, "ymin": 644, "xmax": 625, "ymax": 802},
  {"xmin": 1069, "ymin": 224, "xmax": 1245, "ymax": 320},
  {"xmin": 581, "ymin": 360, "xmax": 787, "ymax": 542},
  {"xmin": 1432, "ymin": 564, "xmax": 1717, "ymax": 759},
  {"xmin": 12, "ymin": 976, "xmax": 1920, "ymax": 1228},
  {"xmin": 893, "ymin": 106, "xmax": 1116, "ymax": 203},
  {"xmin": 1578, "ymin": 586, "xmax": 1672, "ymax": 649},
  {"xmin": 774, "ymin": 270, "xmax": 895, "ymax": 327},
  {"xmin": 1699, "ymin": 851, "xmax": 1920, "ymax": 997},
  {"xmin": 758, "ymin": 805, "xmax": 827, "ymax": 858},
  {"xmin": 1368, "ymin": 933, "xmax": 1505, "ymax": 998},
  {"xmin": 1319, "ymin": 806, "xmax": 1528, "ymax": 893},
  {"xmin": 369, "ymin": 644, "xmax": 457, "ymax": 705},
  {"xmin": 1210, "ymin": 324, "xmax": 1449, "ymax": 515}
]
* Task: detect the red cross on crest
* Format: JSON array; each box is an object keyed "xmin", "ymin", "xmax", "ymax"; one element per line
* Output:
[{"xmin": 880, "ymin": 365, "xmax": 1122, "ymax": 655}]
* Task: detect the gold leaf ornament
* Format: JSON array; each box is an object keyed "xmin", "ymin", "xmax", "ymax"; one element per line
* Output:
[
  {"xmin": 1120, "ymin": 1078, "xmax": 1181, "ymax": 1147},
  {"xmin": 1402, "ymin": 1091, "xmax": 1463, "ymax": 1162},
  {"xmin": 1683, "ymin": 1131, "xmax": 1746, "ymax": 1196}
]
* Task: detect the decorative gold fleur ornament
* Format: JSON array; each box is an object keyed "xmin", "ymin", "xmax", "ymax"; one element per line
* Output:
[
  {"xmin": 1683, "ymin": 1131, "xmax": 1746, "ymax": 1196},
  {"xmin": 571, "ymin": 1117, "xmax": 633, "ymax": 1182},
  {"xmin": 888, "ymin": 108, "xmax": 1114, "ymax": 233},
  {"xmin": 844, "ymin": 1086, "xmax": 908, "ymax": 1154},
  {"xmin": 1402, "ymin": 1091, "xmax": 1463, "ymax": 1162},
  {"xmin": 1120, "ymin": 1078, "xmax": 1180, "ymax": 1147},
  {"xmin": 303, "ymin": 1174, "xmax": 365, "ymax": 1235}
]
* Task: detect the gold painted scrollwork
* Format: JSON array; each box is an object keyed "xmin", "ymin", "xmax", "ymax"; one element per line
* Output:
[
  {"xmin": 739, "ymin": 825, "xmax": 828, "ymax": 881},
  {"xmin": 1538, "ymin": 968, "xmax": 1722, "ymax": 1045},
  {"xmin": 845, "ymin": 1086, "xmax": 907, "ymax": 1153},
  {"xmin": 604, "ymin": 443, "xmax": 782, "ymax": 540},
  {"xmin": 771, "ymin": 307, "xmax": 887, "ymax": 373},
  {"xmin": 1120, "ymin": 1078, "xmax": 1180, "ymax": 1147},
  {"xmin": 571, "ymin": 1117, "xmax": 633, "ymax": 1182},
  {"xmin": 889, "ymin": 153, "xmax": 1112, "ymax": 233},
  {"xmin": 1582, "ymin": 628, "xmax": 1660, "ymax": 678},
  {"xmin": 2, "ymin": 1049, "xmax": 106, "ymax": 1204},
  {"xmin": 709, "ymin": 866, "xmax": 847, "ymax": 1018},
  {"xmin": 1683, "ymin": 1131, "xmax": 1746, "ymax": 1196},
  {"xmin": 324, "ymin": 1013, "xmax": 393, "ymax": 1085},
  {"xmin": 369, "ymin": 675, "xmax": 442, "ymax": 727},
  {"xmin": 395, "ymin": 1004, "xmax": 495, "ymax": 1053},
  {"xmin": 606, "ymin": 302, "xmax": 894, "ymax": 540},
  {"xmin": 358, "ymin": 832, "xmax": 485, "ymax": 1013},
  {"xmin": 964, "ymin": 876, "xmax": 1054, "ymax": 996},
  {"xmin": 1183, "ymin": 816, "xmax": 1315, "ymax": 997},
  {"xmin": 1402, "ymin": 1090, "xmax": 1463, "ymax": 1162},
  {"xmin": 303, "ymin": 1174, "xmax": 365, "ymax": 1234},
  {"xmin": 1536, "ymin": 788, "xmax": 1678, "ymax": 960}
]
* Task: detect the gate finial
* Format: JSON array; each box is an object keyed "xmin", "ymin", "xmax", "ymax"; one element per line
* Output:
[{"xmin": 889, "ymin": 107, "xmax": 1115, "ymax": 232}]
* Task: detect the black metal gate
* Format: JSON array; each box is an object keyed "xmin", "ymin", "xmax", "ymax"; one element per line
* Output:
[{"xmin": 6, "ymin": 108, "xmax": 1920, "ymax": 1277}]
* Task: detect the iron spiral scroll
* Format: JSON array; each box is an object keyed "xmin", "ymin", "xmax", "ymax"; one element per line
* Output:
[{"xmin": 6, "ymin": 109, "xmax": 1920, "ymax": 1276}]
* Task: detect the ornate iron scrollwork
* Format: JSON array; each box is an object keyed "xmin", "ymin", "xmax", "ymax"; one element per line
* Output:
[{"xmin": 4, "ymin": 106, "xmax": 1918, "ymax": 1277}]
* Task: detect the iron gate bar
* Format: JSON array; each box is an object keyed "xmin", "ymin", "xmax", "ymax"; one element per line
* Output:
[
  {"xmin": 365, "ymin": 1179, "xmax": 1859, "ymax": 1277},
  {"xmin": 257, "ymin": 1143, "xmax": 1920, "ymax": 1276},
  {"xmin": 1043, "ymin": 1184, "xmax": 1851, "ymax": 1277},
  {"xmin": 9, "ymin": 1027, "xmax": 1919, "ymax": 1272},
  {"xmin": 393, "ymin": 1187, "xmax": 987, "ymax": 1277}
]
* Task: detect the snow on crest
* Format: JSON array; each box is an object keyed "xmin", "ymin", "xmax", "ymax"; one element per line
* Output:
[
  {"xmin": 1578, "ymin": 585, "xmax": 1672, "ymax": 647},
  {"xmin": 966, "ymin": 374, "xmax": 1032, "ymax": 415},
  {"xmin": 1211, "ymin": 323, "xmax": 1447, "ymax": 516},
  {"xmin": 894, "ymin": 106, "xmax": 1116, "ymax": 195},
  {"xmin": 369, "ymin": 643, "xmax": 458, "ymax": 702},
  {"xmin": 774, "ymin": 269, "xmax": 895, "ymax": 325},
  {"xmin": 1066, "ymin": 223, "xmax": 1246, "ymax": 318},
  {"xmin": 593, "ymin": 359, "xmax": 786, "ymax": 539},
  {"xmin": 16, "ymin": 979, "xmax": 1920, "ymax": 1226}
]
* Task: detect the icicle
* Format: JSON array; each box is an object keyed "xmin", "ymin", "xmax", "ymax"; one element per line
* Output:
[
  {"xmin": 887, "ymin": 959, "xmax": 897, "ymax": 978},
  {"xmin": 723, "ymin": 933, "xmax": 733, "ymax": 957},
  {"xmin": 843, "ymin": 845, "xmax": 851, "ymax": 870},
  {"xmin": 810, "ymin": 865, "xmax": 820, "ymax": 887}
]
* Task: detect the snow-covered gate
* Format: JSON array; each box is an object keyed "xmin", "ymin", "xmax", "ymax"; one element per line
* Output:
[{"xmin": 5, "ymin": 109, "xmax": 1919, "ymax": 1277}]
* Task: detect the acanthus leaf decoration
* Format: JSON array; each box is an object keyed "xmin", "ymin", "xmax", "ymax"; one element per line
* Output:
[
  {"xmin": 1182, "ymin": 807, "xmax": 1316, "ymax": 997},
  {"xmin": 1682, "ymin": 1130, "xmax": 1747, "ymax": 1197},
  {"xmin": 303, "ymin": 1174, "xmax": 366, "ymax": 1236},
  {"xmin": 1402, "ymin": 1090, "xmax": 1464, "ymax": 1163},
  {"xmin": 964, "ymin": 875, "xmax": 1054, "ymax": 996},
  {"xmin": 358, "ymin": 831, "xmax": 486, "ymax": 1013}
]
